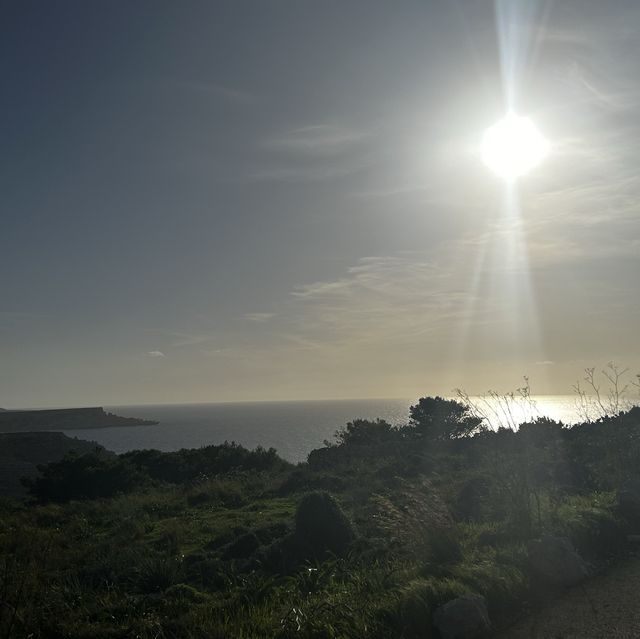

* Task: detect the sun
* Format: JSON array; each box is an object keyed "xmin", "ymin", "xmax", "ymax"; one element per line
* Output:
[{"xmin": 481, "ymin": 113, "xmax": 549, "ymax": 180}]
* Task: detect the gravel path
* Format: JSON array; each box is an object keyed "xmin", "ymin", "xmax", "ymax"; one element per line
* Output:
[{"xmin": 496, "ymin": 556, "xmax": 640, "ymax": 638}]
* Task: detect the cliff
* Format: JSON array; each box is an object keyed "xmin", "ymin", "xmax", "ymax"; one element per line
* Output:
[{"xmin": 0, "ymin": 407, "xmax": 158, "ymax": 433}]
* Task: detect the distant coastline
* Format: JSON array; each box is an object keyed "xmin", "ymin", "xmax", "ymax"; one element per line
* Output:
[{"xmin": 0, "ymin": 407, "xmax": 158, "ymax": 433}]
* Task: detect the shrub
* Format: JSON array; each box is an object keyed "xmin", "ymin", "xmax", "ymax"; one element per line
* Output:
[
  {"xmin": 164, "ymin": 583, "xmax": 207, "ymax": 603},
  {"xmin": 223, "ymin": 531, "xmax": 261, "ymax": 559},
  {"xmin": 451, "ymin": 476, "xmax": 492, "ymax": 522},
  {"xmin": 396, "ymin": 577, "xmax": 469, "ymax": 638},
  {"xmin": 425, "ymin": 526, "xmax": 463, "ymax": 567},
  {"xmin": 334, "ymin": 419, "xmax": 399, "ymax": 447},
  {"xmin": 294, "ymin": 491, "xmax": 355, "ymax": 557},
  {"xmin": 25, "ymin": 452, "xmax": 144, "ymax": 502},
  {"xmin": 449, "ymin": 550, "xmax": 528, "ymax": 617},
  {"xmin": 135, "ymin": 555, "xmax": 184, "ymax": 593},
  {"xmin": 158, "ymin": 522, "xmax": 183, "ymax": 556},
  {"xmin": 123, "ymin": 442, "xmax": 291, "ymax": 484},
  {"xmin": 276, "ymin": 467, "xmax": 347, "ymax": 495},
  {"xmin": 409, "ymin": 397, "xmax": 484, "ymax": 441},
  {"xmin": 183, "ymin": 553, "xmax": 228, "ymax": 590},
  {"xmin": 555, "ymin": 502, "xmax": 626, "ymax": 558},
  {"xmin": 257, "ymin": 532, "xmax": 306, "ymax": 574},
  {"xmin": 186, "ymin": 478, "xmax": 246, "ymax": 507}
]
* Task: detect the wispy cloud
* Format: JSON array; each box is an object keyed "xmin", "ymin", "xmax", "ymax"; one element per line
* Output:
[
  {"xmin": 250, "ymin": 123, "xmax": 373, "ymax": 183},
  {"xmin": 151, "ymin": 330, "xmax": 216, "ymax": 348},
  {"xmin": 350, "ymin": 184, "xmax": 432, "ymax": 199},
  {"xmin": 266, "ymin": 125, "xmax": 368, "ymax": 156},
  {"xmin": 175, "ymin": 80, "xmax": 255, "ymax": 104},
  {"xmin": 147, "ymin": 350, "xmax": 166, "ymax": 358},
  {"xmin": 243, "ymin": 312, "xmax": 276, "ymax": 322},
  {"xmin": 288, "ymin": 254, "xmax": 487, "ymax": 348},
  {"xmin": 248, "ymin": 162, "xmax": 369, "ymax": 183}
]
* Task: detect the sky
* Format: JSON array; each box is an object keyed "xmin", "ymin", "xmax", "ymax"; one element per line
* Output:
[{"xmin": 1, "ymin": 0, "xmax": 639, "ymax": 408}]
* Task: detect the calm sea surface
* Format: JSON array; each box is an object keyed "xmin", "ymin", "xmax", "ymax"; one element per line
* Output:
[{"xmin": 62, "ymin": 396, "xmax": 581, "ymax": 463}]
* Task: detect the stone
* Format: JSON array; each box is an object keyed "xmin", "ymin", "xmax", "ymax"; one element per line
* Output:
[
  {"xmin": 433, "ymin": 594, "xmax": 491, "ymax": 639},
  {"xmin": 527, "ymin": 535, "xmax": 589, "ymax": 586},
  {"xmin": 618, "ymin": 477, "xmax": 640, "ymax": 527}
]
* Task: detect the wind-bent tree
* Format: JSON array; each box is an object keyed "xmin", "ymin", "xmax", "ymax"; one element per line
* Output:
[{"xmin": 409, "ymin": 396, "xmax": 484, "ymax": 441}]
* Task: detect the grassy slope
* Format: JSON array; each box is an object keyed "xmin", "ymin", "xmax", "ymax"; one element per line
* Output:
[{"xmin": 1, "ymin": 407, "xmax": 639, "ymax": 638}]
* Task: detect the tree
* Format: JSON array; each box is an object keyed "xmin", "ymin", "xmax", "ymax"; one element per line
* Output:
[
  {"xmin": 409, "ymin": 397, "xmax": 484, "ymax": 441},
  {"xmin": 334, "ymin": 418, "xmax": 398, "ymax": 447}
]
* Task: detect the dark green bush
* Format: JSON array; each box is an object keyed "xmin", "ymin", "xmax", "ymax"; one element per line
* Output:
[
  {"xmin": 395, "ymin": 577, "xmax": 469, "ymax": 639},
  {"xmin": 425, "ymin": 526, "xmax": 463, "ymax": 567},
  {"xmin": 409, "ymin": 397, "xmax": 484, "ymax": 441},
  {"xmin": 450, "ymin": 554, "xmax": 527, "ymax": 617},
  {"xmin": 224, "ymin": 531, "xmax": 261, "ymax": 559},
  {"xmin": 164, "ymin": 582, "xmax": 207, "ymax": 603},
  {"xmin": 25, "ymin": 452, "xmax": 144, "ymax": 502},
  {"xmin": 184, "ymin": 553, "xmax": 228, "ymax": 590},
  {"xmin": 257, "ymin": 532, "xmax": 305, "ymax": 574},
  {"xmin": 276, "ymin": 467, "xmax": 348, "ymax": 495},
  {"xmin": 334, "ymin": 418, "xmax": 400, "ymax": 447},
  {"xmin": 560, "ymin": 506, "xmax": 626, "ymax": 558},
  {"xmin": 135, "ymin": 555, "xmax": 184, "ymax": 593},
  {"xmin": 294, "ymin": 491, "xmax": 355, "ymax": 558},
  {"xmin": 123, "ymin": 442, "xmax": 290, "ymax": 484},
  {"xmin": 452, "ymin": 476, "xmax": 492, "ymax": 521}
]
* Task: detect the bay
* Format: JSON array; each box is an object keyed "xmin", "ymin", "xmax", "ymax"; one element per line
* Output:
[{"xmin": 62, "ymin": 395, "xmax": 582, "ymax": 463}]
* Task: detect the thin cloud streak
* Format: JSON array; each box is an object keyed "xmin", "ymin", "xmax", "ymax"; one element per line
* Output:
[
  {"xmin": 266, "ymin": 125, "xmax": 369, "ymax": 156},
  {"xmin": 247, "ymin": 162, "xmax": 370, "ymax": 183},
  {"xmin": 249, "ymin": 123, "xmax": 374, "ymax": 182},
  {"xmin": 174, "ymin": 80, "xmax": 256, "ymax": 104},
  {"xmin": 288, "ymin": 254, "xmax": 494, "ymax": 348},
  {"xmin": 243, "ymin": 312, "xmax": 276, "ymax": 322}
]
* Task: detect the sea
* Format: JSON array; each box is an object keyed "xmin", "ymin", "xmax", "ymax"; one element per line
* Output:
[{"xmin": 62, "ymin": 395, "xmax": 581, "ymax": 464}]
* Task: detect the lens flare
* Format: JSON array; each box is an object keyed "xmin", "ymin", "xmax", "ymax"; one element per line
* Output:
[{"xmin": 481, "ymin": 113, "xmax": 549, "ymax": 180}]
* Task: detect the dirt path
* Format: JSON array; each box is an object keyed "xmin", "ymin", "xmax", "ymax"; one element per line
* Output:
[{"xmin": 496, "ymin": 556, "xmax": 640, "ymax": 638}]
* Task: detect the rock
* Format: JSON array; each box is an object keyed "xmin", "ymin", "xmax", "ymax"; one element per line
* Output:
[
  {"xmin": 618, "ymin": 478, "xmax": 640, "ymax": 527},
  {"xmin": 527, "ymin": 535, "xmax": 589, "ymax": 586},
  {"xmin": 433, "ymin": 594, "xmax": 491, "ymax": 639}
]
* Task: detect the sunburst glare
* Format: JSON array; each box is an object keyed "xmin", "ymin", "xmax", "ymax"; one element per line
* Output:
[{"xmin": 481, "ymin": 112, "xmax": 549, "ymax": 180}]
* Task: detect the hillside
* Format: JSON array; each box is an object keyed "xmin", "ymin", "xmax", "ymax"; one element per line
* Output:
[
  {"xmin": 0, "ymin": 431, "xmax": 108, "ymax": 497},
  {"xmin": 0, "ymin": 406, "xmax": 158, "ymax": 433},
  {"xmin": 1, "ymin": 399, "xmax": 640, "ymax": 637}
]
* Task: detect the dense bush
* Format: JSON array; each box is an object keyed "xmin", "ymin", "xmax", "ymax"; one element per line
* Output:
[
  {"xmin": 334, "ymin": 418, "xmax": 400, "ymax": 446},
  {"xmin": 553, "ymin": 498, "xmax": 627, "ymax": 559},
  {"xmin": 409, "ymin": 397, "xmax": 484, "ymax": 441},
  {"xmin": 393, "ymin": 577, "xmax": 469, "ymax": 638},
  {"xmin": 294, "ymin": 491, "xmax": 355, "ymax": 557},
  {"xmin": 24, "ymin": 451, "xmax": 144, "ymax": 502},
  {"xmin": 24, "ymin": 442, "xmax": 291, "ymax": 504},
  {"xmin": 123, "ymin": 442, "xmax": 290, "ymax": 483}
]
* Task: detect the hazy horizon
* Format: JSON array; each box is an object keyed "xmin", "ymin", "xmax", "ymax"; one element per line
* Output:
[
  {"xmin": 2, "ymin": 1, "xmax": 639, "ymax": 407},
  {"xmin": 3, "ymin": 391, "xmax": 596, "ymax": 413}
]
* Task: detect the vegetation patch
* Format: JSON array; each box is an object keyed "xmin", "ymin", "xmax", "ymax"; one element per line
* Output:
[{"xmin": 2, "ymin": 398, "xmax": 640, "ymax": 637}]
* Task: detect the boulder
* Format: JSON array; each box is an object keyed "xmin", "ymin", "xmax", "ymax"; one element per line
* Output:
[
  {"xmin": 433, "ymin": 594, "xmax": 491, "ymax": 639},
  {"xmin": 618, "ymin": 477, "xmax": 640, "ymax": 527},
  {"xmin": 527, "ymin": 535, "xmax": 589, "ymax": 586}
]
